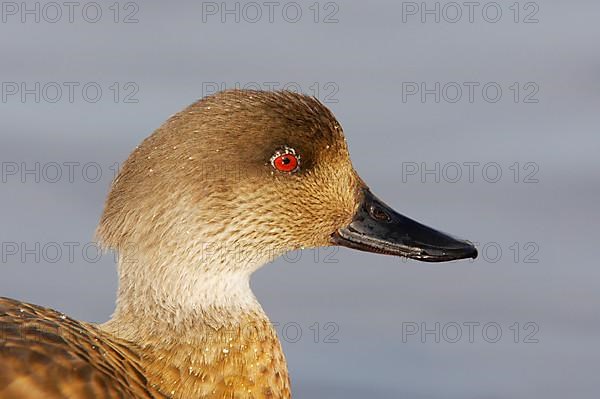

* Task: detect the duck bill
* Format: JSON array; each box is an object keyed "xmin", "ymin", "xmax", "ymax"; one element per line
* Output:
[{"xmin": 331, "ymin": 188, "xmax": 478, "ymax": 262}]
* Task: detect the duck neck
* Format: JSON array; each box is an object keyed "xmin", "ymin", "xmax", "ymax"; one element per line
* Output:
[
  {"xmin": 105, "ymin": 241, "xmax": 277, "ymax": 331},
  {"xmin": 101, "ymin": 248, "xmax": 291, "ymax": 398}
]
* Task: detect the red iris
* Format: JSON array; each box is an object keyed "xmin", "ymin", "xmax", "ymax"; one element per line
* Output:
[{"xmin": 273, "ymin": 153, "xmax": 299, "ymax": 173}]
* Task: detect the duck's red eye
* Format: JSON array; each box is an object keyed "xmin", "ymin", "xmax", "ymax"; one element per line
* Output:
[
  {"xmin": 270, "ymin": 147, "xmax": 300, "ymax": 173},
  {"xmin": 273, "ymin": 154, "xmax": 298, "ymax": 172}
]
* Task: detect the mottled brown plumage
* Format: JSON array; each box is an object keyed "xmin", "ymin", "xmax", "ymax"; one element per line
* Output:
[{"xmin": 0, "ymin": 297, "xmax": 160, "ymax": 398}]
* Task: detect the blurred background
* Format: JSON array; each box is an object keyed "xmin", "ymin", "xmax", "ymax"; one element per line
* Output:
[{"xmin": 1, "ymin": 1, "xmax": 599, "ymax": 397}]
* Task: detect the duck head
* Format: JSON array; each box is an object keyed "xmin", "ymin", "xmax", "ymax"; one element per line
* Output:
[
  {"xmin": 97, "ymin": 90, "xmax": 476, "ymax": 325},
  {"xmin": 96, "ymin": 89, "xmax": 477, "ymax": 398}
]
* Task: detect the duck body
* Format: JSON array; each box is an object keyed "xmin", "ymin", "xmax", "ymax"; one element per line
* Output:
[
  {"xmin": 0, "ymin": 297, "xmax": 158, "ymax": 398},
  {"xmin": 0, "ymin": 296, "xmax": 289, "ymax": 399},
  {"xmin": 0, "ymin": 90, "xmax": 476, "ymax": 398}
]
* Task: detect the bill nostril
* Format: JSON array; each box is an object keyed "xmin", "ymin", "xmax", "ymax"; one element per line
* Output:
[{"xmin": 369, "ymin": 205, "xmax": 392, "ymax": 223}]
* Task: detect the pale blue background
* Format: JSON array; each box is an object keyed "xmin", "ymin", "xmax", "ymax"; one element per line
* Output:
[{"xmin": 1, "ymin": 1, "xmax": 599, "ymax": 398}]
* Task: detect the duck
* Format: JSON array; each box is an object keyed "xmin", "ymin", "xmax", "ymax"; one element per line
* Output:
[{"xmin": 0, "ymin": 89, "xmax": 477, "ymax": 399}]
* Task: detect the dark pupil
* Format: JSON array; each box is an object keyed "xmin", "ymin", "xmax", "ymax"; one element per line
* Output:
[{"xmin": 281, "ymin": 156, "xmax": 291, "ymax": 165}]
